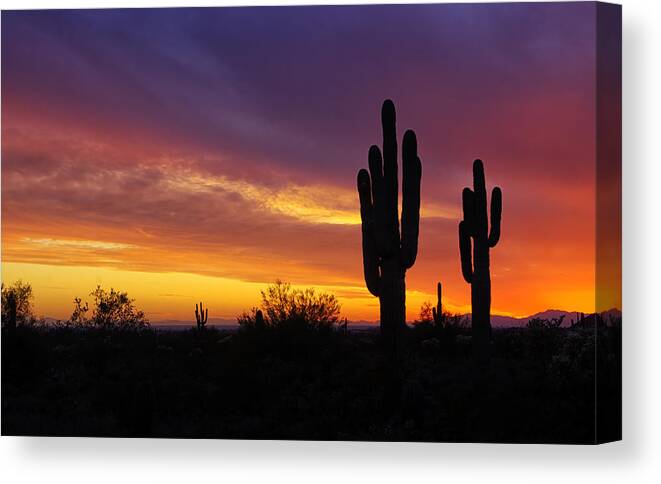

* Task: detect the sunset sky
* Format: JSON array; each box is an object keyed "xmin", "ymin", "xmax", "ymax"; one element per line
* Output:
[{"xmin": 1, "ymin": 3, "xmax": 618, "ymax": 323}]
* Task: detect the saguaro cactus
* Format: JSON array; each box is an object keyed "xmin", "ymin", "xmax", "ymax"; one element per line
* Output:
[
  {"xmin": 459, "ymin": 159, "xmax": 502, "ymax": 363},
  {"xmin": 195, "ymin": 302, "xmax": 208, "ymax": 330},
  {"xmin": 357, "ymin": 99, "xmax": 422, "ymax": 354},
  {"xmin": 432, "ymin": 282, "xmax": 442, "ymax": 327}
]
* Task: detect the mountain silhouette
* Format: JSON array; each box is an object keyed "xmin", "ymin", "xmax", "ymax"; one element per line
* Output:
[{"xmin": 485, "ymin": 308, "xmax": 622, "ymax": 328}]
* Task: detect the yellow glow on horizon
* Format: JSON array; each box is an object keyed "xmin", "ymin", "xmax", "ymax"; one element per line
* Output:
[
  {"xmin": 1, "ymin": 262, "xmax": 532, "ymax": 324},
  {"xmin": 1, "ymin": 262, "xmax": 391, "ymax": 323}
]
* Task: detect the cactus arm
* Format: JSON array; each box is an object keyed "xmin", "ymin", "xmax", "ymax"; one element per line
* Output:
[
  {"xmin": 195, "ymin": 303, "xmax": 200, "ymax": 324},
  {"xmin": 459, "ymin": 221, "xmax": 473, "ymax": 283},
  {"xmin": 357, "ymin": 168, "xmax": 381, "ymax": 296},
  {"xmin": 204, "ymin": 308, "xmax": 208, "ymax": 324},
  {"xmin": 400, "ymin": 129, "xmax": 422, "ymax": 269},
  {"xmin": 367, "ymin": 145, "xmax": 386, "ymax": 256},
  {"xmin": 488, "ymin": 187, "xmax": 502, "ymax": 247},
  {"xmin": 462, "ymin": 188, "xmax": 475, "ymax": 235},
  {"xmin": 381, "ymin": 99, "xmax": 400, "ymax": 254},
  {"xmin": 472, "ymin": 159, "xmax": 488, "ymax": 236},
  {"xmin": 432, "ymin": 281, "xmax": 442, "ymax": 325}
]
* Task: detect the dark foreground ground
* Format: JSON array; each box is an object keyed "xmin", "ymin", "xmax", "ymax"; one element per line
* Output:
[{"xmin": 1, "ymin": 323, "xmax": 621, "ymax": 443}]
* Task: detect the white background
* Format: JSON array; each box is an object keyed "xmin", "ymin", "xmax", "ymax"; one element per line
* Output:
[{"xmin": 0, "ymin": 0, "xmax": 659, "ymax": 482}]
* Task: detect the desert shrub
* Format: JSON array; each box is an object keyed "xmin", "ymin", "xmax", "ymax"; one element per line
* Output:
[
  {"xmin": 413, "ymin": 301, "xmax": 468, "ymax": 330},
  {"xmin": 237, "ymin": 307, "xmax": 263, "ymax": 330},
  {"xmin": 418, "ymin": 302, "xmax": 434, "ymax": 324},
  {"xmin": 411, "ymin": 302, "xmax": 436, "ymax": 338},
  {"xmin": 1, "ymin": 280, "xmax": 35, "ymax": 327},
  {"xmin": 238, "ymin": 280, "xmax": 340, "ymax": 331},
  {"xmin": 412, "ymin": 302, "xmax": 469, "ymax": 357},
  {"xmin": 69, "ymin": 286, "xmax": 149, "ymax": 330},
  {"xmin": 444, "ymin": 313, "xmax": 470, "ymax": 331},
  {"xmin": 527, "ymin": 315, "xmax": 565, "ymax": 330},
  {"xmin": 525, "ymin": 316, "xmax": 565, "ymax": 368}
]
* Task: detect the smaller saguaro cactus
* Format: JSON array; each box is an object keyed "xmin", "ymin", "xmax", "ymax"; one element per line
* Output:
[
  {"xmin": 432, "ymin": 282, "xmax": 443, "ymax": 327},
  {"xmin": 195, "ymin": 302, "xmax": 208, "ymax": 330},
  {"xmin": 459, "ymin": 159, "xmax": 502, "ymax": 364}
]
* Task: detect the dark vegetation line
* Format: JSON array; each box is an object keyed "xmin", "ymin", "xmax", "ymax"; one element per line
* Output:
[{"xmin": 0, "ymin": 267, "xmax": 621, "ymax": 442}]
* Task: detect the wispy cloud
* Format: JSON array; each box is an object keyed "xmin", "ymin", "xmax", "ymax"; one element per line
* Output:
[{"xmin": 22, "ymin": 238, "xmax": 137, "ymax": 251}]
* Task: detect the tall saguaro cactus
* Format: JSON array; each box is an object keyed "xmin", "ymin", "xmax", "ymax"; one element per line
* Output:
[
  {"xmin": 459, "ymin": 159, "xmax": 502, "ymax": 363},
  {"xmin": 357, "ymin": 99, "xmax": 422, "ymax": 353}
]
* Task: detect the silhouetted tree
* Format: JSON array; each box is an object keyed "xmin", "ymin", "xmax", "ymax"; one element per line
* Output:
[
  {"xmin": 356, "ymin": 99, "xmax": 422, "ymax": 357},
  {"xmin": 418, "ymin": 302, "xmax": 434, "ymax": 324},
  {"xmin": 459, "ymin": 159, "xmax": 502, "ymax": 364},
  {"xmin": 1, "ymin": 280, "xmax": 34, "ymax": 328}
]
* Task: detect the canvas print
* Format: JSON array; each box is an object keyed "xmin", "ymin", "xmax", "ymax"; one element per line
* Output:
[{"xmin": 1, "ymin": 2, "xmax": 621, "ymax": 443}]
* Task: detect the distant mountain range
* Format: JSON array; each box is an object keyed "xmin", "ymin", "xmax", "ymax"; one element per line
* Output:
[
  {"xmin": 488, "ymin": 308, "xmax": 622, "ymax": 328},
  {"xmin": 154, "ymin": 308, "xmax": 622, "ymax": 329}
]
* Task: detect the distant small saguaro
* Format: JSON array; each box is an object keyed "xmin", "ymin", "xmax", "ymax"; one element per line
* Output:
[
  {"xmin": 195, "ymin": 302, "xmax": 208, "ymax": 330},
  {"xmin": 432, "ymin": 282, "xmax": 443, "ymax": 327}
]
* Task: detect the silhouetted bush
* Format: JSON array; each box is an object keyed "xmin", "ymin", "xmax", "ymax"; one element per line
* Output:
[
  {"xmin": 417, "ymin": 301, "xmax": 435, "ymax": 325},
  {"xmin": 412, "ymin": 302, "xmax": 469, "ymax": 357},
  {"xmin": 413, "ymin": 302, "xmax": 468, "ymax": 332},
  {"xmin": 237, "ymin": 307, "xmax": 264, "ymax": 330},
  {"xmin": 527, "ymin": 315, "xmax": 565, "ymax": 330},
  {"xmin": 238, "ymin": 280, "xmax": 340, "ymax": 332},
  {"xmin": 525, "ymin": 316, "xmax": 566, "ymax": 370},
  {"xmin": 69, "ymin": 286, "xmax": 149, "ymax": 330},
  {"xmin": 1, "ymin": 280, "xmax": 35, "ymax": 327}
]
